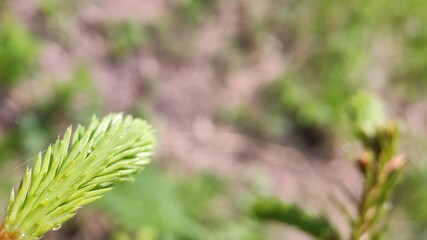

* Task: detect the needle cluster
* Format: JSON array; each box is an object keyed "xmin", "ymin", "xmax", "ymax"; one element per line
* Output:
[{"xmin": 0, "ymin": 113, "xmax": 155, "ymax": 239}]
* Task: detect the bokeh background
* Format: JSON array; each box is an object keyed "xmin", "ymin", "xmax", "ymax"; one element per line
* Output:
[{"xmin": 1, "ymin": 0, "xmax": 427, "ymax": 239}]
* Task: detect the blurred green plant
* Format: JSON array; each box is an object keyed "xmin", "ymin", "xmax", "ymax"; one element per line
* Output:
[
  {"xmin": 394, "ymin": 165, "xmax": 427, "ymax": 239},
  {"xmin": 253, "ymin": 198, "xmax": 339, "ymax": 240},
  {"xmin": 347, "ymin": 91, "xmax": 385, "ymax": 137},
  {"xmin": 248, "ymin": 0, "xmax": 375, "ymax": 134},
  {"xmin": 51, "ymin": 65, "xmax": 101, "ymax": 123},
  {"xmin": 0, "ymin": 113, "xmax": 156, "ymax": 239},
  {"xmin": 0, "ymin": 65, "xmax": 100, "ymax": 163},
  {"xmin": 219, "ymin": 105, "xmax": 285, "ymax": 140},
  {"xmin": 222, "ymin": 0, "xmax": 424, "ymax": 149},
  {"xmin": 107, "ymin": 22, "xmax": 147, "ymax": 60},
  {"xmin": 98, "ymin": 167, "xmax": 264, "ymax": 240},
  {"xmin": 351, "ymin": 123, "xmax": 405, "ymax": 239},
  {"xmin": 38, "ymin": 0, "xmax": 81, "ymax": 43},
  {"xmin": 0, "ymin": 15, "xmax": 38, "ymax": 88},
  {"xmin": 384, "ymin": 2, "xmax": 427, "ymax": 99},
  {"xmin": 252, "ymin": 112, "xmax": 405, "ymax": 239},
  {"xmin": 230, "ymin": 0, "xmax": 427, "ymax": 103},
  {"xmin": 39, "ymin": 0, "xmax": 61, "ymax": 21},
  {"xmin": 98, "ymin": 167, "xmax": 208, "ymax": 239},
  {"xmin": 176, "ymin": 0, "xmax": 216, "ymax": 25}
]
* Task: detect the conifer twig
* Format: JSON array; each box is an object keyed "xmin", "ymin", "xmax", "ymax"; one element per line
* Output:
[
  {"xmin": 0, "ymin": 113, "xmax": 156, "ymax": 240},
  {"xmin": 351, "ymin": 123, "xmax": 405, "ymax": 239}
]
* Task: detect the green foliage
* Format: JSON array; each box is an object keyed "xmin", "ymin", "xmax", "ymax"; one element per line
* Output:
[
  {"xmin": 222, "ymin": 0, "xmax": 392, "ymax": 143},
  {"xmin": 347, "ymin": 91, "xmax": 385, "ymax": 136},
  {"xmin": 112, "ymin": 226, "xmax": 161, "ymax": 240},
  {"xmin": 384, "ymin": 1, "xmax": 427, "ymax": 98},
  {"xmin": 107, "ymin": 22, "xmax": 147, "ymax": 59},
  {"xmin": 176, "ymin": 0, "xmax": 216, "ymax": 25},
  {"xmin": 253, "ymin": 197, "xmax": 340, "ymax": 240},
  {"xmin": 260, "ymin": 75, "xmax": 347, "ymax": 128},
  {"xmin": 1, "ymin": 113, "xmax": 156, "ymax": 239},
  {"xmin": 0, "ymin": 0, "xmax": 424, "ymax": 239},
  {"xmin": 98, "ymin": 167, "xmax": 208, "ymax": 239},
  {"xmin": 268, "ymin": 0, "xmax": 427, "ymax": 101},
  {"xmin": 250, "ymin": 0, "xmax": 376, "ymax": 133},
  {"xmin": 219, "ymin": 106, "xmax": 285, "ymax": 140},
  {"xmin": 223, "ymin": 0, "xmax": 427, "ymax": 143},
  {"xmin": 0, "ymin": 65, "xmax": 100, "ymax": 163},
  {"xmin": 0, "ymin": 16, "xmax": 38, "ymax": 88},
  {"xmin": 251, "ymin": 121, "xmax": 404, "ymax": 240},
  {"xmin": 394, "ymin": 166, "xmax": 427, "ymax": 238},
  {"xmin": 98, "ymin": 167, "xmax": 264, "ymax": 240},
  {"xmin": 39, "ymin": 0, "xmax": 61, "ymax": 20},
  {"xmin": 15, "ymin": 114, "xmax": 51, "ymax": 158},
  {"xmin": 351, "ymin": 123, "xmax": 405, "ymax": 239},
  {"xmin": 52, "ymin": 65, "xmax": 101, "ymax": 123}
]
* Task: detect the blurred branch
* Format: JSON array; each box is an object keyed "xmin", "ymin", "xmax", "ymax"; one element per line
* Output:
[
  {"xmin": 252, "ymin": 197, "xmax": 341, "ymax": 240},
  {"xmin": 351, "ymin": 123, "xmax": 405, "ymax": 239}
]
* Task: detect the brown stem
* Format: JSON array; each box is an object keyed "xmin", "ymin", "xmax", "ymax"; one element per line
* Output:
[{"xmin": 0, "ymin": 223, "xmax": 21, "ymax": 240}]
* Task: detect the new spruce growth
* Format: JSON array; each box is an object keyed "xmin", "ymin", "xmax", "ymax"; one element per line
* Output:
[
  {"xmin": 252, "ymin": 93, "xmax": 405, "ymax": 239},
  {"xmin": 0, "ymin": 113, "xmax": 155, "ymax": 240},
  {"xmin": 351, "ymin": 122, "xmax": 405, "ymax": 239}
]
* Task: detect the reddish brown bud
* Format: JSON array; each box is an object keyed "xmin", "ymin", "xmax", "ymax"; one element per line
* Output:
[
  {"xmin": 385, "ymin": 154, "xmax": 406, "ymax": 174},
  {"xmin": 357, "ymin": 151, "xmax": 372, "ymax": 175}
]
